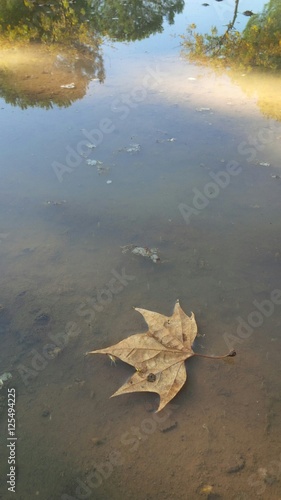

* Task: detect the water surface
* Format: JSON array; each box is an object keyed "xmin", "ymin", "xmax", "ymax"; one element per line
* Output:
[{"xmin": 0, "ymin": 1, "xmax": 281, "ymax": 499}]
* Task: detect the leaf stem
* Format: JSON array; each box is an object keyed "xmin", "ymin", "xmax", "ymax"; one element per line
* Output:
[{"xmin": 194, "ymin": 349, "xmax": 236, "ymax": 359}]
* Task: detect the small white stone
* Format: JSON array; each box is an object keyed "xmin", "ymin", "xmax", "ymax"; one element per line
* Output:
[{"xmin": 60, "ymin": 83, "xmax": 75, "ymax": 89}]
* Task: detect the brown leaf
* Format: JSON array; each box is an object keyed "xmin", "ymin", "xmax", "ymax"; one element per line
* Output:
[{"xmin": 88, "ymin": 300, "xmax": 236, "ymax": 412}]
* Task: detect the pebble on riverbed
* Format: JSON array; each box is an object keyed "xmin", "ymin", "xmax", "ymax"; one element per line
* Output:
[{"xmin": 226, "ymin": 454, "xmax": 245, "ymax": 473}]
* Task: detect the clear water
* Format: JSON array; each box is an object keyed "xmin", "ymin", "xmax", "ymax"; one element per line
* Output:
[{"xmin": 0, "ymin": 2, "xmax": 281, "ymax": 499}]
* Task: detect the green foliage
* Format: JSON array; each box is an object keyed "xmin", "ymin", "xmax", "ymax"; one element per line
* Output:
[
  {"xmin": 0, "ymin": 0, "xmax": 185, "ymax": 45},
  {"xmin": 181, "ymin": 0, "xmax": 281, "ymax": 71},
  {"xmin": 89, "ymin": 0, "xmax": 184, "ymax": 42},
  {"xmin": 0, "ymin": 0, "xmax": 95, "ymax": 46}
]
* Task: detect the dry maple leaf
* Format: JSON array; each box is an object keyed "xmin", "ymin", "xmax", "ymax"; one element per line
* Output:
[{"xmin": 87, "ymin": 300, "xmax": 236, "ymax": 412}]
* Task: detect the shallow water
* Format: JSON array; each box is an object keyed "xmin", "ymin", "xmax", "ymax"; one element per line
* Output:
[{"xmin": 0, "ymin": 1, "xmax": 281, "ymax": 499}]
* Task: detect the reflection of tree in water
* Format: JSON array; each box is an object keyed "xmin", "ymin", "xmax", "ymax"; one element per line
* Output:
[
  {"xmin": 90, "ymin": 0, "xmax": 184, "ymax": 41},
  {"xmin": 0, "ymin": 45, "xmax": 104, "ymax": 110},
  {"xmin": 0, "ymin": 0, "xmax": 185, "ymax": 108},
  {"xmin": 0, "ymin": 0, "xmax": 184, "ymax": 43},
  {"xmin": 0, "ymin": 0, "xmax": 104, "ymax": 108},
  {"xmin": 181, "ymin": 0, "xmax": 281, "ymax": 71},
  {"xmin": 181, "ymin": 0, "xmax": 281, "ymax": 122},
  {"xmin": 0, "ymin": 39, "xmax": 105, "ymax": 109},
  {"xmin": 0, "ymin": 0, "xmax": 92, "ymax": 44}
]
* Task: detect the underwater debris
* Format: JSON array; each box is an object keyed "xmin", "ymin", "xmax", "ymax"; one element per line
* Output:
[
  {"xmin": 44, "ymin": 200, "xmax": 66, "ymax": 206},
  {"xmin": 196, "ymin": 107, "xmax": 212, "ymax": 112},
  {"xmin": 0, "ymin": 372, "xmax": 12, "ymax": 389},
  {"xmin": 97, "ymin": 165, "xmax": 110, "ymax": 175},
  {"xmin": 86, "ymin": 159, "xmax": 110, "ymax": 175},
  {"xmin": 121, "ymin": 245, "xmax": 160, "ymax": 263},
  {"xmin": 119, "ymin": 143, "xmax": 141, "ymax": 153},
  {"xmin": 156, "ymin": 137, "xmax": 176, "ymax": 143},
  {"xmin": 86, "ymin": 159, "xmax": 98, "ymax": 166},
  {"xmin": 45, "ymin": 346, "xmax": 62, "ymax": 359}
]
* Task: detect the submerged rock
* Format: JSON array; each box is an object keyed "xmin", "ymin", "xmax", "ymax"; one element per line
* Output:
[
  {"xmin": 0, "ymin": 372, "xmax": 12, "ymax": 389},
  {"xmin": 121, "ymin": 245, "xmax": 160, "ymax": 263}
]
